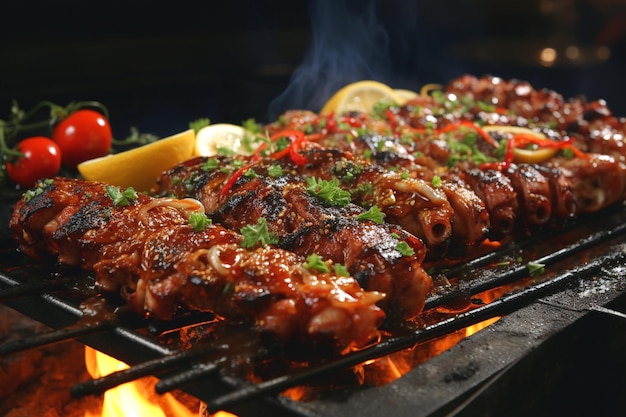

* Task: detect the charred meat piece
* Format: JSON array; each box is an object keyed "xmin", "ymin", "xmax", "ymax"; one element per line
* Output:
[
  {"xmin": 455, "ymin": 168, "xmax": 519, "ymax": 241},
  {"xmin": 10, "ymin": 177, "xmax": 386, "ymax": 350},
  {"xmin": 157, "ymin": 156, "xmax": 433, "ymax": 320},
  {"xmin": 308, "ymin": 134, "xmax": 491, "ymax": 248},
  {"xmin": 547, "ymin": 154, "xmax": 626, "ymax": 213},
  {"xmin": 277, "ymin": 148, "xmax": 454, "ymax": 255}
]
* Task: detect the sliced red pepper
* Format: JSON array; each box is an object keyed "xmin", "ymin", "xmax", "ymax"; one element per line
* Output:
[
  {"xmin": 440, "ymin": 121, "xmax": 499, "ymax": 147},
  {"xmin": 220, "ymin": 164, "xmax": 253, "ymax": 196},
  {"xmin": 510, "ymin": 134, "xmax": 586, "ymax": 158},
  {"xmin": 268, "ymin": 130, "xmax": 308, "ymax": 165},
  {"xmin": 386, "ymin": 108, "xmax": 398, "ymax": 135}
]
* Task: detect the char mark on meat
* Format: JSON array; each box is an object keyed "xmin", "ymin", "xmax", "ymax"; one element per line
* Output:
[
  {"xmin": 10, "ymin": 177, "xmax": 388, "ymax": 350},
  {"xmin": 157, "ymin": 156, "xmax": 433, "ymax": 320}
]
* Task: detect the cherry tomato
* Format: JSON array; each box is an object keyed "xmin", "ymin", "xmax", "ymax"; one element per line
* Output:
[
  {"xmin": 6, "ymin": 137, "xmax": 62, "ymax": 188},
  {"xmin": 52, "ymin": 109, "xmax": 112, "ymax": 168}
]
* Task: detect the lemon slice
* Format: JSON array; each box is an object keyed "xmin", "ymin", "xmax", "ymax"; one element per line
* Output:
[
  {"xmin": 320, "ymin": 80, "xmax": 399, "ymax": 115},
  {"xmin": 194, "ymin": 123, "xmax": 258, "ymax": 157},
  {"xmin": 77, "ymin": 129, "xmax": 195, "ymax": 191},
  {"xmin": 394, "ymin": 88, "xmax": 419, "ymax": 105}
]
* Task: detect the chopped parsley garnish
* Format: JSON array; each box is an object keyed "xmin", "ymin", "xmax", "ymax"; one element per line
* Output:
[
  {"xmin": 241, "ymin": 118, "xmax": 262, "ymax": 134},
  {"xmin": 189, "ymin": 118, "xmax": 211, "ymax": 133},
  {"xmin": 243, "ymin": 168, "xmax": 257, "ymax": 178},
  {"xmin": 267, "ymin": 164, "xmax": 283, "ymax": 177},
  {"xmin": 216, "ymin": 146, "xmax": 236, "ymax": 156},
  {"xmin": 306, "ymin": 177, "xmax": 351, "ymax": 207},
  {"xmin": 23, "ymin": 178, "xmax": 54, "ymax": 202},
  {"xmin": 201, "ymin": 158, "xmax": 220, "ymax": 171},
  {"xmin": 240, "ymin": 217, "xmax": 278, "ymax": 249},
  {"xmin": 304, "ymin": 253, "xmax": 330, "ymax": 273},
  {"xmin": 106, "ymin": 186, "xmax": 138, "ymax": 207},
  {"xmin": 395, "ymin": 241, "xmax": 415, "ymax": 257},
  {"xmin": 527, "ymin": 261, "xmax": 546, "ymax": 277},
  {"xmin": 333, "ymin": 263, "xmax": 350, "ymax": 277},
  {"xmin": 188, "ymin": 212, "xmax": 211, "ymax": 231},
  {"xmin": 356, "ymin": 205, "xmax": 386, "ymax": 224}
]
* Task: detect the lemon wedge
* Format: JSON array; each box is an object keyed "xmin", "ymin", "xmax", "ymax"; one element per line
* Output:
[
  {"xmin": 194, "ymin": 123, "xmax": 258, "ymax": 157},
  {"xmin": 77, "ymin": 129, "xmax": 195, "ymax": 191},
  {"xmin": 320, "ymin": 80, "xmax": 399, "ymax": 115},
  {"xmin": 394, "ymin": 88, "xmax": 419, "ymax": 105}
]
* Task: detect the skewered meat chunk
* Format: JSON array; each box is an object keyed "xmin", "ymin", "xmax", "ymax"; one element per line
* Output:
[
  {"xmin": 10, "ymin": 177, "xmax": 387, "ymax": 350},
  {"xmin": 157, "ymin": 155, "xmax": 433, "ymax": 320},
  {"xmin": 276, "ymin": 147, "xmax": 454, "ymax": 254}
]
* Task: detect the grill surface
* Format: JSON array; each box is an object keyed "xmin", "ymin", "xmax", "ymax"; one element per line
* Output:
[{"xmin": 2, "ymin": 197, "xmax": 626, "ymax": 417}]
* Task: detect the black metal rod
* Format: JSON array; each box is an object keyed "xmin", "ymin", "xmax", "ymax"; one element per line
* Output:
[
  {"xmin": 155, "ymin": 358, "xmax": 225, "ymax": 394},
  {"xmin": 424, "ymin": 220, "xmax": 626, "ymax": 310},
  {"xmin": 0, "ymin": 277, "xmax": 71, "ymax": 301},
  {"xmin": 71, "ymin": 345, "xmax": 213, "ymax": 397},
  {"xmin": 205, "ymin": 250, "xmax": 624, "ymax": 412},
  {"xmin": 0, "ymin": 320, "xmax": 115, "ymax": 355}
]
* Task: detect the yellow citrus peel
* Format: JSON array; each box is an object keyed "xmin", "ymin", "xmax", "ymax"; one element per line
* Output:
[
  {"xmin": 320, "ymin": 80, "xmax": 399, "ymax": 115},
  {"xmin": 77, "ymin": 129, "xmax": 195, "ymax": 192}
]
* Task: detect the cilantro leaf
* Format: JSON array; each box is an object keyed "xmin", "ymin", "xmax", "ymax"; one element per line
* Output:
[
  {"xmin": 188, "ymin": 212, "xmax": 211, "ymax": 231},
  {"xmin": 333, "ymin": 263, "xmax": 350, "ymax": 277},
  {"xmin": 240, "ymin": 217, "xmax": 278, "ymax": 249},
  {"xmin": 356, "ymin": 205, "xmax": 386, "ymax": 224},
  {"xmin": 304, "ymin": 253, "xmax": 330, "ymax": 273},
  {"xmin": 527, "ymin": 261, "xmax": 546, "ymax": 277},
  {"xmin": 106, "ymin": 186, "xmax": 138, "ymax": 207},
  {"xmin": 306, "ymin": 177, "xmax": 351, "ymax": 207},
  {"xmin": 189, "ymin": 118, "xmax": 210, "ymax": 133},
  {"xmin": 395, "ymin": 241, "xmax": 415, "ymax": 257}
]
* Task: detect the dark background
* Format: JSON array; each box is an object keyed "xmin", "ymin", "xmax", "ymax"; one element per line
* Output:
[{"xmin": 1, "ymin": 0, "xmax": 626, "ymax": 140}]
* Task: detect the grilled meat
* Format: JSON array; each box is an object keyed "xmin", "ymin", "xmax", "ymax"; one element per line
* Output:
[
  {"xmin": 263, "ymin": 72, "xmax": 626, "ymax": 246},
  {"xmin": 157, "ymin": 156, "xmax": 433, "ymax": 320},
  {"xmin": 10, "ymin": 177, "xmax": 386, "ymax": 350}
]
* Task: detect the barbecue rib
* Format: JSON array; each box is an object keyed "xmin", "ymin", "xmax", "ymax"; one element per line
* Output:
[
  {"xmin": 156, "ymin": 156, "xmax": 433, "ymax": 320},
  {"xmin": 10, "ymin": 177, "xmax": 387, "ymax": 350}
]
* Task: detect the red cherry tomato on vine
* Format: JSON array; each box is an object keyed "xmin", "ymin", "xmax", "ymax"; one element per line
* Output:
[
  {"xmin": 6, "ymin": 137, "xmax": 62, "ymax": 188},
  {"xmin": 52, "ymin": 109, "xmax": 112, "ymax": 168}
]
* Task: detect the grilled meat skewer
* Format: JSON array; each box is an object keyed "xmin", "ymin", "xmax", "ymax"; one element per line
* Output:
[
  {"xmin": 157, "ymin": 156, "xmax": 433, "ymax": 320},
  {"xmin": 10, "ymin": 177, "xmax": 387, "ymax": 350}
]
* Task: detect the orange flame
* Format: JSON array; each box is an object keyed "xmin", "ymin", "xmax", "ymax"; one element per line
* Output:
[{"xmin": 83, "ymin": 347, "xmax": 236, "ymax": 417}]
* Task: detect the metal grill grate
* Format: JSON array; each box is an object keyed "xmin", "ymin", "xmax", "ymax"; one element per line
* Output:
[{"xmin": 2, "ymin": 203, "xmax": 626, "ymax": 417}]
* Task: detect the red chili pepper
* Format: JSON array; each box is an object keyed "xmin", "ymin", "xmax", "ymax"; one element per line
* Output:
[
  {"xmin": 386, "ymin": 108, "xmax": 398, "ymax": 135},
  {"xmin": 289, "ymin": 140, "xmax": 308, "ymax": 165},
  {"xmin": 480, "ymin": 138, "xmax": 515, "ymax": 171},
  {"xmin": 324, "ymin": 113, "xmax": 338, "ymax": 134},
  {"xmin": 440, "ymin": 121, "xmax": 499, "ymax": 147},
  {"xmin": 220, "ymin": 164, "xmax": 253, "ymax": 196},
  {"xmin": 340, "ymin": 115, "xmax": 364, "ymax": 128},
  {"xmin": 510, "ymin": 134, "xmax": 586, "ymax": 158},
  {"xmin": 268, "ymin": 130, "xmax": 308, "ymax": 165}
]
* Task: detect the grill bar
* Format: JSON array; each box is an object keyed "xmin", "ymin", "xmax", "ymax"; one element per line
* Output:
[
  {"xmin": 205, "ymin": 248, "xmax": 626, "ymax": 412},
  {"xmin": 0, "ymin": 320, "xmax": 116, "ymax": 355},
  {"xmin": 2, "ymin": 204, "xmax": 626, "ymax": 416}
]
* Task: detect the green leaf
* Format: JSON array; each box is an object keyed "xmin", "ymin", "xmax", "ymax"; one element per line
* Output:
[
  {"xmin": 106, "ymin": 186, "xmax": 138, "ymax": 207},
  {"xmin": 527, "ymin": 261, "xmax": 546, "ymax": 277},
  {"xmin": 304, "ymin": 253, "xmax": 330, "ymax": 273},
  {"xmin": 189, "ymin": 118, "xmax": 211, "ymax": 133},
  {"xmin": 395, "ymin": 241, "xmax": 415, "ymax": 257},
  {"xmin": 305, "ymin": 177, "xmax": 351, "ymax": 207},
  {"xmin": 188, "ymin": 212, "xmax": 211, "ymax": 231},
  {"xmin": 240, "ymin": 217, "xmax": 278, "ymax": 249},
  {"xmin": 333, "ymin": 263, "xmax": 350, "ymax": 277},
  {"xmin": 356, "ymin": 205, "xmax": 386, "ymax": 224}
]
